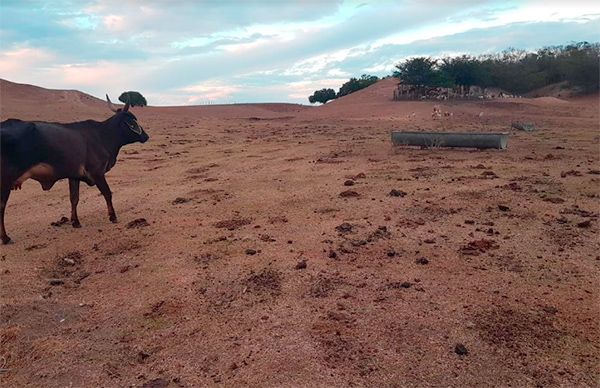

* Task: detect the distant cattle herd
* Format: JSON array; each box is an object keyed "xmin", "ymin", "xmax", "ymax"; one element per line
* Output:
[{"xmin": 393, "ymin": 83, "xmax": 518, "ymax": 101}]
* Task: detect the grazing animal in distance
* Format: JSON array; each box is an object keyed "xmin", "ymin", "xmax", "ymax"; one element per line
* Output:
[{"xmin": 0, "ymin": 95, "xmax": 149, "ymax": 244}]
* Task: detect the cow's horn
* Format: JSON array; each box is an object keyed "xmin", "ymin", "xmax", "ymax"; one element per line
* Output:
[{"xmin": 106, "ymin": 94, "xmax": 118, "ymax": 113}]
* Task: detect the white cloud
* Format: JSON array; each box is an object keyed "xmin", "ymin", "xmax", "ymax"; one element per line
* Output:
[
  {"xmin": 285, "ymin": 78, "xmax": 348, "ymax": 99},
  {"xmin": 0, "ymin": 47, "xmax": 55, "ymax": 77},
  {"xmin": 179, "ymin": 81, "xmax": 240, "ymax": 102},
  {"xmin": 219, "ymin": 38, "xmax": 272, "ymax": 54},
  {"xmin": 327, "ymin": 68, "xmax": 351, "ymax": 77},
  {"xmin": 54, "ymin": 62, "xmax": 124, "ymax": 86},
  {"xmin": 363, "ymin": 60, "xmax": 396, "ymax": 73},
  {"xmin": 103, "ymin": 14, "xmax": 126, "ymax": 32}
]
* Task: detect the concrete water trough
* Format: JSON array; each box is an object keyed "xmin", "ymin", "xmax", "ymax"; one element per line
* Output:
[{"xmin": 391, "ymin": 131, "xmax": 508, "ymax": 150}]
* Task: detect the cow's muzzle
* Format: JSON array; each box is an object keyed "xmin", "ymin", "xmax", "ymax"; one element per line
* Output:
[{"xmin": 140, "ymin": 130, "xmax": 149, "ymax": 143}]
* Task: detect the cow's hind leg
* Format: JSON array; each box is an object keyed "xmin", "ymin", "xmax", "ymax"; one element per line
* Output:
[
  {"xmin": 69, "ymin": 179, "xmax": 81, "ymax": 228},
  {"xmin": 1, "ymin": 186, "xmax": 11, "ymax": 244},
  {"xmin": 95, "ymin": 175, "xmax": 117, "ymax": 223}
]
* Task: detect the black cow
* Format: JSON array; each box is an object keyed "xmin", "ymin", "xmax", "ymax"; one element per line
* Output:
[{"xmin": 0, "ymin": 96, "xmax": 149, "ymax": 244}]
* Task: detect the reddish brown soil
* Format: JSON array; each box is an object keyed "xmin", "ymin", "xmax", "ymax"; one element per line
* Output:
[{"xmin": 1, "ymin": 78, "xmax": 599, "ymax": 386}]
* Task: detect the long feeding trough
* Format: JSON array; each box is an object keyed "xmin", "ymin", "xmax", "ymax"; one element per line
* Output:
[{"xmin": 391, "ymin": 131, "xmax": 508, "ymax": 150}]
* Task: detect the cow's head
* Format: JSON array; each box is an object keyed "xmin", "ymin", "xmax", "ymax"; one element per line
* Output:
[{"xmin": 106, "ymin": 94, "xmax": 150, "ymax": 144}]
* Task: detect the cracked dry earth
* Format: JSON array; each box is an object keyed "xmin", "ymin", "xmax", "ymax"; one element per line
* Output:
[{"xmin": 1, "ymin": 80, "xmax": 599, "ymax": 387}]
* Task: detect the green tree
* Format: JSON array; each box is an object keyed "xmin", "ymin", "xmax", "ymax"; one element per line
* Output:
[
  {"xmin": 119, "ymin": 91, "xmax": 148, "ymax": 107},
  {"xmin": 337, "ymin": 74, "xmax": 379, "ymax": 97},
  {"xmin": 393, "ymin": 57, "xmax": 439, "ymax": 86},
  {"xmin": 536, "ymin": 45, "xmax": 565, "ymax": 84},
  {"xmin": 337, "ymin": 77, "xmax": 360, "ymax": 97},
  {"xmin": 562, "ymin": 42, "xmax": 600, "ymax": 92},
  {"xmin": 440, "ymin": 56, "xmax": 482, "ymax": 90},
  {"xmin": 391, "ymin": 41, "xmax": 599, "ymax": 95},
  {"xmin": 488, "ymin": 52, "xmax": 546, "ymax": 94},
  {"xmin": 308, "ymin": 88, "xmax": 336, "ymax": 104}
]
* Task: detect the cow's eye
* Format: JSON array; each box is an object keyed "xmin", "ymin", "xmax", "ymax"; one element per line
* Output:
[{"xmin": 127, "ymin": 122, "xmax": 142, "ymax": 134}]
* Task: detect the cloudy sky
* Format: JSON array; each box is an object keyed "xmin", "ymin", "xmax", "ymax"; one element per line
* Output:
[{"xmin": 1, "ymin": 1, "xmax": 599, "ymax": 105}]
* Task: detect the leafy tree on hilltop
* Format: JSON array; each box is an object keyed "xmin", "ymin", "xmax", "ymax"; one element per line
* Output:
[
  {"xmin": 440, "ymin": 55, "xmax": 485, "ymax": 90},
  {"xmin": 337, "ymin": 78, "xmax": 360, "ymax": 98},
  {"xmin": 307, "ymin": 74, "xmax": 380, "ymax": 102},
  {"xmin": 393, "ymin": 57, "xmax": 439, "ymax": 86},
  {"xmin": 119, "ymin": 91, "xmax": 148, "ymax": 107},
  {"xmin": 359, "ymin": 74, "xmax": 379, "ymax": 85},
  {"xmin": 337, "ymin": 74, "xmax": 379, "ymax": 97},
  {"xmin": 308, "ymin": 88, "xmax": 336, "ymax": 104}
]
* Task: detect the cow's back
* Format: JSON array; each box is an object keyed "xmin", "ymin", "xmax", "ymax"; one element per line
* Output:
[
  {"xmin": 1, "ymin": 119, "xmax": 42, "ymax": 171},
  {"xmin": 1, "ymin": 119, "xmax": 89, "ymax": 182}
]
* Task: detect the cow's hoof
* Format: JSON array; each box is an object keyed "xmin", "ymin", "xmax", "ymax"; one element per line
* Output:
[
  {"xmin": 72, "ymin": 221, "xmax": 81, "ymax": 228},
  {"xmin": 1, "ymin": 236, "xmax": 12, "ymax": 245},
  {"xmin": 109, "ymin": 216, "xmax": 117, "ymax": 223}
]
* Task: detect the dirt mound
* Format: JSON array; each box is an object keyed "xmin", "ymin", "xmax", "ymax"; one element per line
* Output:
[
  {"xmin": 567, "ymin": 92, "xmax": 600, "ymax": 106},
  {"xmin": 0, "ymin": 78, "xmax": 107, "ymax": 121},
  {"xmin": 326, "ymin": 77, "xmax": 399, "ymax": 107},
  {"xmin": 530, "ymin": 96, "xmax": 570, "ymax": 105},
  {"xmin": 309, "ymin": 77, "xmax": 437, "ymax": 119},
  {"xmin": 526, "ymin": 81, "xmax": 580, "ymax": 98},
  {"xmin": 0, "ymin": 79, "xmax": 105, "ymax": 107}
]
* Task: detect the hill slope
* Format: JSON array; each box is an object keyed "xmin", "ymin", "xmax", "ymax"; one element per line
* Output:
[
  {"xmin": 0, "ymin": 79, "xmax": 108, "ymax": 121},
  {"xmin": 0, "ymin": 79, "xmax": 311, "ymax": 121}
]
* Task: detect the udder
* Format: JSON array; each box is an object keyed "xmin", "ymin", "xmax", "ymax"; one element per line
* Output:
[{"xmin": 13, "ymin": 163, "xmax": 57, "ymax": 191}]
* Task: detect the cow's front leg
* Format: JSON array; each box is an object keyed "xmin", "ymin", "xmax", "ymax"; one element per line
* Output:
[
  {"xmin": 69, "ymin": 179, "xmax": 81, "ymax": 228},
  {"xmin": 1, "ymin": 186, "xmax": 11, "ymax": 244},
  {"xmin": 95, "ymin": 175, "xmax": 117, "ymax": 223}
]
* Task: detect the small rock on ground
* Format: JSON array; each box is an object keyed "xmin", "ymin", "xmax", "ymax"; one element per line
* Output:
[
  {"xmin": 339, "ymin": 190, "xmax": 360, "ymax": 198},
  {"xmin": 127, "ymin": 218, "xmax": 150, "ymax": 229},
  {"xmin": 455, "ymin": 343, "xmax": 468, "ymax": 356},
  {"xmin": 577, "ymin": 220, "xmax": 591, "ymax": 228},
  {"xmin": 389, "ymin": 189, "xmax": 407, "ymax": 197},
  {"xmin": 51, "ymin": 217, "xmax": 69, "ymax": 227},
  {"xmin": 335, "ymin": 223, "xmax": 353, "ymax": 233},
  {"xmin": 415, "ymin": 257, "xmax": 429, "ymax": 265}
]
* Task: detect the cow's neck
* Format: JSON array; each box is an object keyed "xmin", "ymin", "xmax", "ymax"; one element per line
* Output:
[
  {"xmin": 65, "ymin": 119, "xmax": 123, "ymax": 158},
  {"xmin": 101, "ymin": 119, "xmax": 124, "ymax": 157}
]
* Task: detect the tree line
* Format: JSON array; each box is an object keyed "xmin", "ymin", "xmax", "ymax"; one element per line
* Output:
[
  {"xmin": 308, "ymin": 74, "xmax": 379, "ymax": 104},
  {"xmin": 308, "ymin": 42, "xmax": 599, "ymax": 103}
]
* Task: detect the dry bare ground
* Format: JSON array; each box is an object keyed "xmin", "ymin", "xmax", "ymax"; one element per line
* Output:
[{"xmin": 1, "ymin": 78, "xmax": 599, "ymax": 387}]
